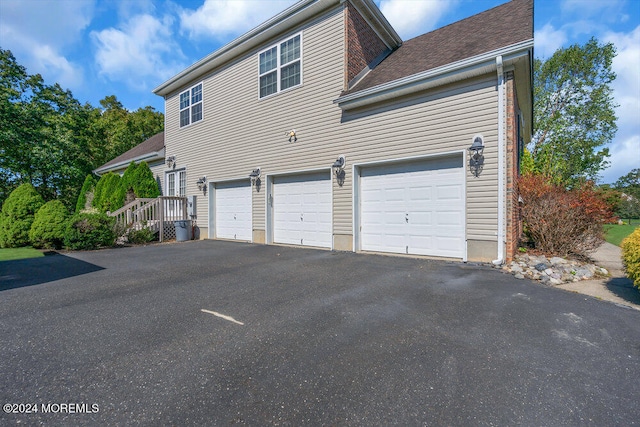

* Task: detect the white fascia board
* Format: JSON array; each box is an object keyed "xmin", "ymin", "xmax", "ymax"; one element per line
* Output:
[
  {"xmin": 334, "ymin": 39, "xmax": 534, "ymax": 110},
  {"xmin": 93, "ymin": 149, "xmax": 165, "ymax": 176},
  {"xmin": 349, "ymin": 0, "xmax": 402, "ymax": 49},
  {"xmin": 153, "ymin": 0, "xmax": 333, "ymax": 97}
]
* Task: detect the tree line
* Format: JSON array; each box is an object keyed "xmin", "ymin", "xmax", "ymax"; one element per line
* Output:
[{"xmin": 0, "ymin": 49, "xmax": 164, "ymax": 211}]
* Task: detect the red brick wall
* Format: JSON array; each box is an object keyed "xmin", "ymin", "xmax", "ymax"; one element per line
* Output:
[
  {"xmin": 345, "ymin": 2, "xmax": 388, "ymax": 87},
  {"xmin": 505, "ymin": 71, "xmax": 522, "ymax": 262}
]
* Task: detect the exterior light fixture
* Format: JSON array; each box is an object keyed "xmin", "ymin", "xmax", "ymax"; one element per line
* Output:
[
  {"xmin": 332, "ymin": 155, "xmax": 346, "ymax": 187},
  {"xmin": 196, "ymin": 176, "xmax": 207, "ymax": 191},
  {"xmin": 249, "ymin": 168, "xmax": 261, "ymax": 185},
  {"xmin": 166, "ymin": 156, "xmax": 176, "ymax": 168},
  {"xmin": 287, "ymin": 129, "xmax": 297, "ymax": 143},
  {"xmin": 468, "ymin": 135, "xmax": 485, "ymax": 177}
]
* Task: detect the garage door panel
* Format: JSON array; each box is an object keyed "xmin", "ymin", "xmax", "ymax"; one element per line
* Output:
[
  {"xmin": 360, "ymin": 156, "xmax": 464, "ymax": 258},
  {"xmin": 273, "ymin": 172, "xmax": 332, "ymax": 248},
  {"xmin": 437, "ymin": 211, "xmax": 462, "ymax": 226},
  {"xmin": 215, "ymin": 181, "xmax": 252, "ymax": 241}
]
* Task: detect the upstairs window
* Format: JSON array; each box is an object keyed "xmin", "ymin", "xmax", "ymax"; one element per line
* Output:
[
  {"xmin": 179, "ymin": 83, "xmax": 203, "ymax": 127},
  {"xmin": 259, "ymin": 34, "xmax": 301, "ymax": 98}
]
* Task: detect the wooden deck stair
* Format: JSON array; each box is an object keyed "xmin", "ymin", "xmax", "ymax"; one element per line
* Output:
[{"xmin": 108, "ymin": 196, "xmax": 188, "ymax": 242}]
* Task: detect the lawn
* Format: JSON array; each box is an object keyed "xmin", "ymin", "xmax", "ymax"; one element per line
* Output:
[
  {"xmin": 0, "ymin": 247, "xmax": 45, "ymax": 261},
  {"xmin": 604, "ymin": 223, "xmax": 639, "ymax": 247}
]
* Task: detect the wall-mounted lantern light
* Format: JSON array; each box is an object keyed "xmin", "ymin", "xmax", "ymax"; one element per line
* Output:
[
  {"xmin": 249, "ymin": 167, "xmax": 261, "ymax": 191},
  {"xmin": 196, "ymin": 176, "xmax": 207, "ymax": 192},
  {"xmin": 332, "ymin": 155, "xmax": 346, "ymax": 187},
  {"xmin": 166, "ymin": 155, "xmax": 176, "ymax": 169},
  {"xmin": 286, "ymin": 129, "xmax": 297, "ymax": 143},
  {"xmin": 468, "ymin": 135, "xmax": 485, "ymax": 177}
]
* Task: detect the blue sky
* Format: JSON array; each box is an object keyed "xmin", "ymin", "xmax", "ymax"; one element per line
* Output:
[{"xmin": 0, "ymin": 0, "xmax": 638, "ymax": 183}]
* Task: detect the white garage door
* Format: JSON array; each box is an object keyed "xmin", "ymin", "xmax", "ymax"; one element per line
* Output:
[
  {"xmin": 273, "ymin": 172, "xmax": 332, "ymax": 248},
  {"xmin": 360, "ymin": 156, "xmax": 464, "ymax": 258},
  {"xmin": 215, "ymin": 181, "xmax": 252, "ymax": 241}
]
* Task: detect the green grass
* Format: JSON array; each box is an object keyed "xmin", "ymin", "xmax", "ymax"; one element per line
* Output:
[
  {"xmin": 604, "ymin": 223, "xmax": 640, "ymax": 247},
  {"xmin": 0, "ymin": 247, "xmax": 45, "ymax": 261}
]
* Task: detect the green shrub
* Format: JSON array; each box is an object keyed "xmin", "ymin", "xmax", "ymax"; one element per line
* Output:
[
  {"xmin": 0, "ymin": 183, "xmax": 45, "ymax": 248},
  {"xmin": 621, "ymin": 228, "xmax": 640, "ymax": 289},
  {"xmin": 64, "ymin": 212, "xmax": 116, "ymax": 250},
  {"xmin": 75, "ymin": 174, "xmax": 97, "ymax": 213},
  {"xmin": 29, "ymin": 200, "xmax": 70, "ymax": 249},
  {"xmin": 128, "ymin": 227, "xmax": 157, "ymax": 244},
  {"xmin": 133, "ymin": 161, "xmax": 161, "ymax": 198},
  {"xmin": 113, "ymin": 162, "xmax": 138, "ymax": 210},
  {"xmin": 114, "ymin": 162, "xmax": 161, "ymax": 210},
  {"xmin": 92, "ymin": 172, "xmax": 121, "ymax": 213}
]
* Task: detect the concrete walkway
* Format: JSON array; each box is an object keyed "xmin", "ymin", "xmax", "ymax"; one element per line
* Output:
[{"xmin": 557, "ymin": 242, "xmax": 640, "ymax": 310}]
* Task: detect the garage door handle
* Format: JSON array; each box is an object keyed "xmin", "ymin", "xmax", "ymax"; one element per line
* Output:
[
  {"xmin": 300, "ymin": 214, "xmax": 304, "ymax": 221},
  {"xmin": 405, "ymin": 213, "xmax": 409, "ymax": 223}
]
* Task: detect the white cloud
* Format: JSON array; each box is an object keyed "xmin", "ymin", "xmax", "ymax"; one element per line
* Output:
[
  {"xmin": 91, "ymin": 14, "xmax": 185, "ymax": 90},
  {"xmin": 599, "ymin": 25, "xmax": 640, "ymax": 184},
  {"xmin": 601, "ymin": 135, "xmax": 640, "ymax": 184},
  {"xmin": 561, "ymin": 0, "xmax": 627, "ymax": 23},
  {"xmin": 179, "ymin": 0, "xmax": 296, "ymax": 40},
  {"xmin": 0, "ymin": 0, "xmax": 94, "ymax": 91},
  {"xmin": 378, "ymin": 0, "xmax": 456, "ymax": 40},
  {"xmin": 0, "ymin": 0, "xmax": 95, "ymax": 48},
  {"xmin": 604, "ymin": 26, "xmax": 640, "ymax": 134},
  {"xmin": 534, "ymin": 23, "xmax": 569, "ymax": 58}
]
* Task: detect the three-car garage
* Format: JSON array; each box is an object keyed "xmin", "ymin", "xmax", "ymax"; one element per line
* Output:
[{"xmin": 210, "ymin": 154, "xmax": 466, "ymax": 259}]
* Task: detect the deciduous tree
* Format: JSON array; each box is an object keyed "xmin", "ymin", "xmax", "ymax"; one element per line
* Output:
[{"xmin": 531, "ymin": 38, "xmax": 617, "ymax": 186}]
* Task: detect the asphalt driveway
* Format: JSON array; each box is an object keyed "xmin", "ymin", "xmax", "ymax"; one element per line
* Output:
[{"xmin": 1, "ymin": 240, "xmax": 639, "ymax": 425}]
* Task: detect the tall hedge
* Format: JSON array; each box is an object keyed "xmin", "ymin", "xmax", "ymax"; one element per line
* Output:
[
  {"xmin": 92, "ymin": 172, "xmax": 121, "ymax": 213},
  {"xmin": 133, "ymin": 161, "xmax": 161, "ymax": 199},
  {"xmin": 0, "ymin": 183, "xmax": 45, "ymax": 248},
  {"xmin": 622, "ymin": 228, "xmax": 640, "ymax": 290},
  {"xmin": 29, "ymin": 200, "xmax": 69, "ymax": 249},
  {"xmin": 111, "ymin": 162, "xmax": 137, "ymax": 210},
  {"xmin": 75, "ymin": 174, "xmax": 97, "ymax": 213}
]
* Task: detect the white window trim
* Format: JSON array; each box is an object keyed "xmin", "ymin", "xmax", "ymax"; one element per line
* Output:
[
  {"xmin": 165, "ymin": 169, "xmax": 187, "ymax": 197},
  {"xmin": 258, "ymin": 32, "xmax": 303, "ymax": 99},
  {"xmin": 179, "ymin": 82, "xmax": 204, "ymax": 128}
]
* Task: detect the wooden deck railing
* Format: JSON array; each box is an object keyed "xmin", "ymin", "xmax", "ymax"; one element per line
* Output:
[{"xmin": 108, "ymin": 196, "xmax": 188, "ymax": 242}]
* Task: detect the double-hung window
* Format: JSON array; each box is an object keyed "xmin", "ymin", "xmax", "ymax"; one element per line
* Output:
[
  {"xmin": 179, "ymin": 83, "xmax": 203, "ymax": 127},
  {"xmin": 259, "ymin": 34, "xmax": 301, "ymax": 98}
]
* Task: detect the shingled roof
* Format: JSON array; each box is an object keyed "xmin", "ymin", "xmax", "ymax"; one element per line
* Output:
[
  {"xmin": 347, "ymin": 0, "xmax": 533, "ymax": 95},
  {"xmin": 95, "ymin": 132, "xmax": 165, "ymax": 175}
]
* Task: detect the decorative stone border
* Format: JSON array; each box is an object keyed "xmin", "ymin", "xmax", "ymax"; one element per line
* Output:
[{"xmin": 499, "ymin": 254, "xmax": 609, "ymax": 285}]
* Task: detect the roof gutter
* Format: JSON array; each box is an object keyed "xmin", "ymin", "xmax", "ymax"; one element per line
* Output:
[
  {"xmin": 93, "ymin": 149, "xmax": 165, "ymax": 176},
  {"xmin": 334, "ymin": 39, "xmax": 533, "ymax": 110}
]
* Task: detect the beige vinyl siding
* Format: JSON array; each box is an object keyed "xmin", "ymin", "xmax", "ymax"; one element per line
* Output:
[
  {"xmin": 163, "ymin": 3, "xmax": 500, "ymax": 245},
  {"xmin": 148, "ymin": 160, "xmax": 166, "ymax": 195},
  {"xmin": 337, "ymin": 76, "xmax": 499, "ymax": 239},
  {"xmin": 163, "ymin": 6, "xmax": 346, "ymax": 231}
]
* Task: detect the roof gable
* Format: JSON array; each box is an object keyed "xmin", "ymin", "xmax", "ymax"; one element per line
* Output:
[
  {"xmin": 347, "ymin": 0, "xmax": 533, "ymax": 95},
  {"xmin": 95, "ymin": 132, "xmax": 165, "ymax": 174}
]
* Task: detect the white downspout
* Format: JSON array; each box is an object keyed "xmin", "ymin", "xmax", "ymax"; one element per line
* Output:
[{"xmin": 492, "ymin": 55, "xmax": 505, "ymax": 266}]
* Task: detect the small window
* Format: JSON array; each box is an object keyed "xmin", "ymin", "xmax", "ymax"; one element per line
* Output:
[
  {"xmin": 179, "ymin": 83, "xmax": 203, "ymax": 127},
  {"xmin": 258, "ymin": 34, "xmax": 301, "ymax": 98}
]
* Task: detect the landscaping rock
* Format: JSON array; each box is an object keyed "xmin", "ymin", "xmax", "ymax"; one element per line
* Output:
[
  {"xmin": 534, "ymin": 263, "xmax": 548, "ymax": 271},
  {"xmin": 501, "ymin": 253, "xmax": 610, "ymax": 286}
]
